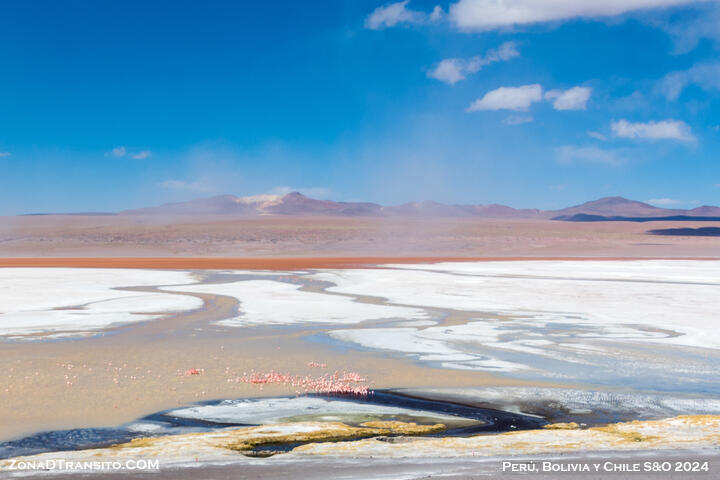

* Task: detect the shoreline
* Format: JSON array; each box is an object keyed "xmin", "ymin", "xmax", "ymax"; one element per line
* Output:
[{"xmin": 1, "ymin": 256, "xmax": 719, "ymax": 270}]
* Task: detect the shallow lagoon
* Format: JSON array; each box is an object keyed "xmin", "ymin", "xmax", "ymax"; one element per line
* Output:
[{"xmin": 2, "ymin": 261, "xmax": 719, "ymax": 466}]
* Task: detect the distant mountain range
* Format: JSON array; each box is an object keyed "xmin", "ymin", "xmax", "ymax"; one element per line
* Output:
[
  {"xmin": 547, "ymin": 197, "xmax": 720, "ymax": 222},
  {"xmin": 115, "ymin": 193, "xmax": 720, "ymax": 221}
]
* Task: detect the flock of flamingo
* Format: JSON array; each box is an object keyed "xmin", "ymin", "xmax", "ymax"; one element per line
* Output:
[
  {"xmin": 181, "ymin": 361, "xmax": 372, "ymax": 396},
  {"xmin": 233, "ymin": 367, "xmax": 371, "ymax": 396},
  {"xmin": 1, "ymin": 359, "xmax": 371, "ymax": 409}
]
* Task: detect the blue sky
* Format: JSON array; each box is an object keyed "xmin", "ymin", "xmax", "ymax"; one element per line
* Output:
[{"xmin": 1, "ymin": 0, "xmax": 719, "ymax": 214}]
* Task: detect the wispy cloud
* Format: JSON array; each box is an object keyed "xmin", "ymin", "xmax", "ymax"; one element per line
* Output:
[
  {"xmin": 587, "ymin": 131, "xmax": 608, "ymax": 141},
  {"xmin": 106, "ymin": 146, "xmax": 126, "ymax": 158},
  {"xmin": 503, "ymin": 114, "xmax": 534, "ymax": 125},
  {"xmin": 658, "ymin": 62, "xmax": 720, "ymax": 100},
  {"xmin": 545, "ymin": 86, "xmax": 592, "ymax": 111},
  {"xmin": 556, "ymin": 145, "xmax": 625, "ymax": 166},
  {"xmin": 428, "ymin": 42, "xmax": 519, "ymax": 85},
  {"xmin": 0, "ymin": 151, "xmax": 11, "ymax": 158},
  {"xmin": 611, "ymin": 119, "xmax": 696, "ymax": 142},
  {"xmin": 106, "ymin": 146, "xmax": 152, "ymax": 159},
  {"xmin": 365, "ymin": 1, "xmax": 436, "ymax": 30},
  {"xmin": 448, "ymin": 0, "xmax": 706, "ymax": 31},
  {"xmin": 648, "ymin": 3, "xmax": 720, "ymax": 54},
  {"xmin": 611, "ymin": 91, "xmax": 650, "ymax": 112},
  {"xmin": 467, "ymin": 84, "xmax": 543, "ymax": 111}
]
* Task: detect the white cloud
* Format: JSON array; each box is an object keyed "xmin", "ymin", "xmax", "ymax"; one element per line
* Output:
[
  {"xmin": 467, "ymin": 84, "xmax": 543, "ymax": 111},
  {"xmin": 646, "ymin": 197, "xmax": 683, "ymax": 206},
  {"xmin": 365, "ymin": 1, "xmax": 427, "ymax": 29},
  {"xmin": 131, "ymin": 150, "xmax": 151, "ymax": 160},
  {"xmin": 107, "ymin": 146, "xmax": 126, "ymax": 158},
  {"xmin": 428, "ymin": 42, "xmax": 519, "ymax": 85},
  {"xmin": 545, "ymin": 86, "xmax": 592, "ymax": 110},
  {"xmin": 658, "ymin": 62, "xmax": 720, "ymax": 100},
  {"xmin": 268, "ymin": 186, "xmax": 333, "ymax": 199},
  {"xmin": 428, "ymin": 59, "xmax": 468, "ymax": 85},
  {"xmin": 587, "ymin": 131, "xmax": 608, "ymax": 141},
  {"xmin": 503, "ymin": 114, "xmax": 533, "ymax": 125},
  {"xmin": 611, "ymin": 119, "xmax": 696, "ymax": 142},
  {"xmin": 468, "ymin": 83, "xmax": 592, "ymax": 114},
  {"xmin": 448, "ymin": 0, "xmax": 709, "ymax": 30},
  {"xmin": 0, "ymin": 151, "xmax": 11, "ymax": 158},
  {"xmin": 556, "ymin": 145, "xmax": 625, "ymax": 165}
]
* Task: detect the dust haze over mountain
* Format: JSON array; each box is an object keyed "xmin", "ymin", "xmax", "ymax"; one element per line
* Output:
[
  {"xmin": 116, "ymin": 192, "xmax": 720, "ymax": 221},
  {"xmin": 4, "ymin": 192, "xmax": 720, "ymax": 259}
]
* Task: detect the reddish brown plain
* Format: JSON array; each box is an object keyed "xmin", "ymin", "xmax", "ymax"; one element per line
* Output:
[{"xmin": 1, "ymin": 215, "xmax": 719, "ymax": 259}]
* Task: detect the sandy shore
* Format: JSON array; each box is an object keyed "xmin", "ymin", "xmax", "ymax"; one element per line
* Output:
[{"xmin": 1, "ymin": 335, "xmax": 535, "ymax": 443}]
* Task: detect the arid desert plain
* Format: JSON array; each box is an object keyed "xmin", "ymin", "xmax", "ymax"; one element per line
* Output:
[{"xmin": 0, "ymin": 216, "xmax": 718, "ymax": 479}]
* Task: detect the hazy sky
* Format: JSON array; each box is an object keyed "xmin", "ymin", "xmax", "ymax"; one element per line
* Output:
[{"xmin": 1, "ymin": 0, "xmax": 720, "ymax": 214}]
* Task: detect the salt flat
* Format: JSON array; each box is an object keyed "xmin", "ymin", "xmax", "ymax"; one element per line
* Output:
[
  {"xmin": 311, "ymin": 261, "xmax": 720, "ymax": 349},
  {"xmin": 0, "ymin": 268, "xmax": 198, "ymax": 312},
  {"xmin": 163, "ymin": 279, "xmax": 428, "ymax": 326},
  {"xmin": 299, "ymin": 261, "xmax": 720, "ymax": 391},
  {"xmin": 0, "ymin": 269, "xmax": 202, "ymax": 336}
]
